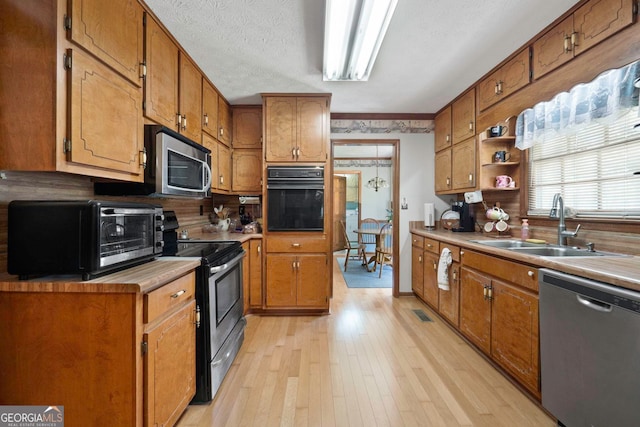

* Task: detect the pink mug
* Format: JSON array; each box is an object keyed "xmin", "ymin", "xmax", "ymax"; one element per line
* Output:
[{"xmin": 495, "ymin": 175, "xmax": 513, "ymax": 188}]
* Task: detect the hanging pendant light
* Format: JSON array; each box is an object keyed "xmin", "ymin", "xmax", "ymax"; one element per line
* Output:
[{"xmin": 366, "ymin": 145, "xmax": 389, "ymax": 192}]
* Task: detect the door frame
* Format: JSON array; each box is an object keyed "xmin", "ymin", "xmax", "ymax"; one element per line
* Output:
[{"xmin": 331, "ymin": 139, "xmax": 400, "ymax": 298}]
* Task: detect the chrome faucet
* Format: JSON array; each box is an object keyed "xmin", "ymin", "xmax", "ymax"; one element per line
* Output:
[{"xmin": 549, "ymin": 193, "xmax": 581, "ymax": 246}]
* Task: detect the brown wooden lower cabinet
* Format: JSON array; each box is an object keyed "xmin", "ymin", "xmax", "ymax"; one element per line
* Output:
[
  {"xmin": 410, "ymin": 233, "xmax": 540, "ymax": 398},
  {"xmin": 0, "ymin": 265, "xmax": 198, "ymax": 427},
  {"xmin": 265, "ymin": 253, "xmax": 329, "ymax": 309},
  {"xmin": 242, "ymin": 238, "xmax": 263, "ymax": 313}
]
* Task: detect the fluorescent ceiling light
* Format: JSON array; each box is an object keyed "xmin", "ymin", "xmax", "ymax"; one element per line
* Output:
[{"xmin": 324, "ymin": 0, "xmax": 398, "ymax": 81}]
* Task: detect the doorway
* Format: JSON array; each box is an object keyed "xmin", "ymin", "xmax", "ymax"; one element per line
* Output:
[{"xmin": 331, "ymin": 140, "xmax": 399, "ymax": 297}]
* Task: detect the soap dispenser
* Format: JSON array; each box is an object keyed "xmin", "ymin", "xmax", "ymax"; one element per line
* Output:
[{"xmin": 521, "ymin": 219, "xmax": 530, "ymax": 240}]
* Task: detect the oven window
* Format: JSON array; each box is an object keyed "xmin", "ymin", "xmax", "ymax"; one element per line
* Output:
[
  {"xmin": 100, "ymin": 213, "xmax": 154, "ymax": 258},
  {"xmin": 215, "ymin": 265, "xmax": 241, "ymax": 325},
  {"xmin": 267, "ymin": 188, "xmax": 324, "ymax": 231},
  {"xmin": 167, "ymin": 149, "xmax": 204, "ymax": 190}
]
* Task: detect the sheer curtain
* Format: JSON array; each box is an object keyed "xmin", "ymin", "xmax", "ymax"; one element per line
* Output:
[{"xmin": 515, "ymin": 60, "xmax": 639, "ymax": 150}]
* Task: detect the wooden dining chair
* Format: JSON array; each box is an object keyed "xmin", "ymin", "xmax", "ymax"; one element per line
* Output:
[
  {"xmin": 339, "ymin": 220, "xmax": 361, "ymax": 271},
  {"xmin": 358, "ymin": 218, "xmax": 379, "ymax": 268},
  {"xmin": 375, "ymin": 222, "xmax": 393, "ymax": 278}
]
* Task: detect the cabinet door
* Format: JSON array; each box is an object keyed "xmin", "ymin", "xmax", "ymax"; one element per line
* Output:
[
  {"xmin": 297, "ymin": 254, "xmax": 329, "ymax": 307},
  {"xmin": 178, "ymin": 53, "xmax": 202, "ymax": 143},
  {"xmin": 218, "ymin": 97, "xmax": 232, "ymax": 146},
  {"xmin": 477, "ymin": 49, "xmax": 530, "ymax": 111},
  {"xmin": 69, "ymin": 0, "xmax": 143, "ymax": 86},
  {"xmin": 434, "ymin": 149, "xmax": 452, "ymax": 193},
  {"xmin": 202, "ymin": 80, "xmax": 219, "ymax": 138},
  {"xmin": 297, "ymin": 97, "xmax": 328, "ymax": 162},
  {"xmin": 264, "ymin": 97, "xmax": 296, "ymax": 162},
  {"xmin": 532, "ymin": 16, "xmax": 573, "ymax": 80},
  {"xmin": 411, "ymin": 245, "xmax": 424, "ymax": 298},
  {"xmin": 439, "ymin": 262, "xmax": 460, "ymax": 327},
  {"xmin": 460, "ymin": 267, "xmax": 492, "ymax": 354},
  {"xmin": 434, "ymin": 106, "xmax": 452, "ymax": 152},
  {"xmin": 68, "ymin": 48, "xmax": 144, "ymax": 179},
  {"xmin": 422, "ymin": 251, "xmax": 439, "ymax": 309},
  {"xmin": 491, "ymin": 280, "xmax": 539, "ymax": 394},
  {"xmin": 232, "ymin": 106, "xmax": 262, "ymax": 149},
  {"xmin": 573, "ymin": 0, "xmax": 635, "ymax": 55},
  {"xmin": 144, "ymin": 300, "xmax": 196, "ymax": 427},
  {"xmin": 217, "ymin": 141, "xmax": 232, "ymax": 191},
  {"xmin": 249, "ymin": 239, "xmax": 263, "ymax": 309},
  {"xmin": 144, "ymin": 15, "xmax": 179, "ymax": 130},
  {"xmin": 265, "ymin": 254, "xmax": 297, "ymax": 307},
  {"xmin": 451, "ymin": 137, "xmax": 476, "ymax": 191},
  {"xmin": 451, "ymin": 89, "xmax": 475, "ymax": 144},
  {"xmin": 232, "ymin": 149, "xmax": 262, "ymax": 192}
]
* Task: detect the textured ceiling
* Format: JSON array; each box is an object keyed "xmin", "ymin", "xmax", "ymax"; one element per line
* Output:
[{"xmin": 144, "ymin": 0, "xmax": 581, "ymax": 114}]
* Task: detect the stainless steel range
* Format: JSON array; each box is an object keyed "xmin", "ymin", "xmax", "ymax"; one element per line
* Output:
[{"xmin": 162, "ymin": 212, "xmax": 246, "ymax": 403}]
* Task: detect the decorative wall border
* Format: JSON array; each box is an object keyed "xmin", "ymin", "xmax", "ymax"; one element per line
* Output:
[{"xmin": 330, "ymin": 119, "xmax": 435, "ymax": 134}]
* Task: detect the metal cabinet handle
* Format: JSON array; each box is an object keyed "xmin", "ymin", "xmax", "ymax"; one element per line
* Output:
[
  {"xmin": 468, "ymin": 173, "xmax": 473, "ymax": 182},
  {"xmin": 564, "ymin": 35, "xmax": 571, "ymax": 52},
  {"xmin": 452, "ymin": 270, "xmax": 458, "ymax": 282},
  {"xmin": 460, "ymin": 250, "xmax": 464, "ymax": 256},
  {"xmin": 140, "ymin": 147, "xmax": 147, "ymax": 169},
  {"xmin": 296, "ymin": 147, "xmax": 301, "ymax": 158},
  {"xmin": 176, "ymin": 113, "xmax": 182, "ymax": 127},
  {"xmin": 291, "ymin": 243, "xmax": 301, "ymax": 248},
  {"xmin": 528, "ymin": 270, "xmax": 534, "ymax": 277},
  {"xmin": 571, "ymin": 31, "xmax": 578, "ymax": 48},
  {"xmin": 195, "ymin": 305, "xmax": 201, "ymax": 328},
  {"xmin": 433, "ymin": 262, "xmax": 437, "ymax": 271},
  {"xmin": 219, "ymin": 127, "xmax": 224, "ymax": 137},
  {"xmin": 257, "ymin": 244, "xmax": 261, "ymax": 254},
  {"xmin": 182, "ymin": 116, "xmax": 187, "ymax": 130},
  {"xmin": 418, "ymin": 255, "xmax": 422, "ymax": 263},
  {"xmin": 446, "ymin": 134, "xmax": 450, "ymax": 142},
  {"xmin": 292, "ymin": 147, "xmax": 296, "ymax": 158},
  {"xmin": 468, "ymin": 121, "xmax": 473, "ymax": 131},
  {"xmin": 446, "ymin": 177, "xmax": 450, "ymax": 186},
  {"xmin": 204, "ymin": 113, "xmax": 209, "ymax": 126},
  {"xmin": 171, "ymin": 289, "xmax": 186, "ymax": 299}
]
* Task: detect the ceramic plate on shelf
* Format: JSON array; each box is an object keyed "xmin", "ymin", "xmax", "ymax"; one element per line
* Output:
[{"xmin": 441, "ymin": 209, "xmax": 460, "ymax": 230}]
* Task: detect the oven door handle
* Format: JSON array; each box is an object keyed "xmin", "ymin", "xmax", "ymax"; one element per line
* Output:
[{"xmin": 210, "ymin": 263, "xmax": 229, "ymax": 275}]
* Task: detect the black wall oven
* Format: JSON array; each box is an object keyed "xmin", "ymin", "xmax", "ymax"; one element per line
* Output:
[{"xmin": 266, "ymin": 166, "xmax": 324, "ymax": 231}]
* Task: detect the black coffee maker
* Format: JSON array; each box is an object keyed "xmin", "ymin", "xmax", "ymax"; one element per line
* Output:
[{"xmin": 452, "ymin": 201, "xmax": 475, "ymax": 232}]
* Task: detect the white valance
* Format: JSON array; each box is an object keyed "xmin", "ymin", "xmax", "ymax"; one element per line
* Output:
[{"xmin": 515, "ymin": 60, "xmax": 640, "ymax": 150}]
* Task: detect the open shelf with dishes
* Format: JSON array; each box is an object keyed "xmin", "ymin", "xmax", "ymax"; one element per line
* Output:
[{"xmin": 478, "ymin": 132, "xmax": 521, "ymax": 191}]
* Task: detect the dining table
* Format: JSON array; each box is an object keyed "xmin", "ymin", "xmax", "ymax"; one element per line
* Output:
[{"xmin": 353, "ymin": 227, "xmax": 389, "ymax": 272}]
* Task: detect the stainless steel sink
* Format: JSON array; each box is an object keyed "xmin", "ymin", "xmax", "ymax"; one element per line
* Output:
[
  {"xmin": 470, "ymin": 239, "xmax": 542, "ymax": 248},
  {"xmin": 508, "ymin": 246, "xmax": 615, "ymax": 257},
  {"xmin": 471, "ymin": 239, "xmax": 625, "ymax": 257}
]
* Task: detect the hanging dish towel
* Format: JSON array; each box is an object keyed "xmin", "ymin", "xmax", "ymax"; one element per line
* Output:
[{"xmin": 437, "ymin": 247, "xmax": 452, "ymax": 291}]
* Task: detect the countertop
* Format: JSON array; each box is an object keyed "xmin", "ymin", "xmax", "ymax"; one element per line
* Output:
[
  {"xmin": 0, "ymin": 259, "xmax": 201, "ymax": 294},
  {"xmin": 0, "ymin": 232, "xmax": 262, "ymax": 293},
  {"xmin": 410, "ymin": 226, "xmax": 640, "ymax": 293}
]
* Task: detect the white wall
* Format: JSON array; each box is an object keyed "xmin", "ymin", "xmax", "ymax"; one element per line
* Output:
[{"xmin": 331, "ymin": 130, "xmax": 450, "ymax": 293}]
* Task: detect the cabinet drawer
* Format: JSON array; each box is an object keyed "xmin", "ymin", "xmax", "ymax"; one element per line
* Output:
[
  {"xmin": 423, "ymin": 237, "xmax": 440, "ymax": 254},
  {"xmin": 411, "ymin": 234, "xmax": 424, "ymax": 248},
  {"xmin": 440, "ymin": 243, "xmax": 460, "ymax": 262},
  {"xmin": 461, "ymin": 250, "xmax": 538, "ymax": 292},
  {"xmin": 266, "ymin": 235, "xmax": 327, "ymax": 253},
  {"xmin": 144, "ymin": 272, "xmax": 196, "ymax": 323}
]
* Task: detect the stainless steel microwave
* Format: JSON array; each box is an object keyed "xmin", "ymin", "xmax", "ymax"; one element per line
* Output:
[{"xmin": 95, "ymin": 125, "xmax": 212, "ymax": 198}]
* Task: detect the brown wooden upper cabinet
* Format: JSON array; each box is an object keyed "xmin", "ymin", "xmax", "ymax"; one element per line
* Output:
[
  {"xmin": 232, "ymin": 106, "xmax": 263, "ymax": 149},
  {"xmin": 264, "ymin": 95, "xmax": 330, "ymax": 162},
  {"xmin": 434, "ymin": 106, "xmax": 452, "ymax": 152},
  {"xmin": 144, "ymin": 14, "xmax": 202, "ymax": 143},
  {"xmin": 477, "ymin": 48, "xmax": 531, "ymax": 112},
  {"xmin": 69, "ymin": 0, "xmax": 144, "ymax": 87},
  {"xmin": 218, "ymin": 98, "xmax": 233, "ymax": 146},
  {"xmin": 532, "ymin": 0, "xmax": 635, "ymax": 79},
  {"xmin": 0, "ymin": 0, "xmax": 146, "ymax": 182},
  {"xmin": 451, "ymin": 89, "xmax": 476, "ymax": 144},
  {"xmin": 202, "ymin": 79, "xmax": 219, "ymax": 139}
]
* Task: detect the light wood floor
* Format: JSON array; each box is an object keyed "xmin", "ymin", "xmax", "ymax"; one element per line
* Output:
[{"xmin": 176, "ymin": 256, "xmax": 555, "ymax": 427}]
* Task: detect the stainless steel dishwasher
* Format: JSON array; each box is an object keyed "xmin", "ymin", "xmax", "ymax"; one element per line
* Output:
[{"xmin": 539, "ymin": 269, "xmax": 640, "ymax": 427}]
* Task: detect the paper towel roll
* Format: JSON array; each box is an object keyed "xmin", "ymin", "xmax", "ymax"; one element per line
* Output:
[{"xmin": 424, "ymin": 203, "xmax": 435, "ymax": 228}]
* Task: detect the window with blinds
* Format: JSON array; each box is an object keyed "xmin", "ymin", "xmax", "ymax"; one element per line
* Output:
[{"xmin": 528, "ymin": 106, "xmax": 640, "ymax": 218}]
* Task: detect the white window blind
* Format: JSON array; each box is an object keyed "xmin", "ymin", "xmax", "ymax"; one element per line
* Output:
[{"xmin": 528, "ymin": 106, "xmax": 640, "ymax": 218}]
